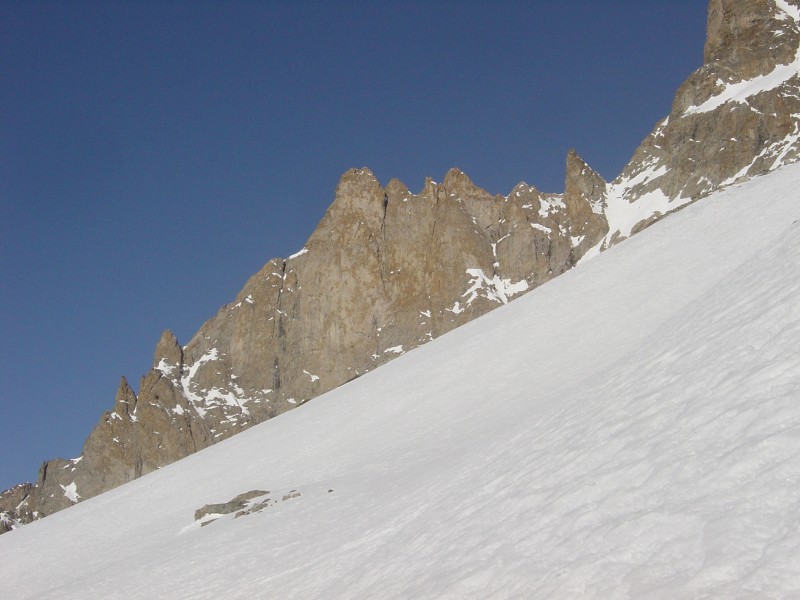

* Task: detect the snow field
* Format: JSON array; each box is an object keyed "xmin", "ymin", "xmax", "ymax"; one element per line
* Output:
[{"xmin": 2, "ymin": 163, "xmax": 800, "ymax": 598}]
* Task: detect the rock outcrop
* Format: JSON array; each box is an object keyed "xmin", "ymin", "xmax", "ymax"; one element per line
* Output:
[
  {"xmin": 2, "ymin": 0, "xmax": 799, "ymax": 531},
  {"xmin": 596, "ymin": 0, "xmax": 800, "ymax": 248},
  {"xmin": 0, "ymin": 484, "xmax": 30, "ymax": 533}
]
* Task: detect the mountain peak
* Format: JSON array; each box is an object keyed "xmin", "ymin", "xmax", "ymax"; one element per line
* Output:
[
  {"xmin": 385, "ymin": 177, "xmax": 410, "ymax": 200},
  {"xmin": 113, "ymin": 376, "xmax": 137, "ymax": 417},
  {"xmin": 153, "ymin": 329, "xmax": 182, "ymax": 369},
  {"xmin": 442, "ymin": 167, "xmax": 478, "ymax": 197},
  {"xmin": 325, "ymin": 167, "xmax": 386, "ymax": 233}
]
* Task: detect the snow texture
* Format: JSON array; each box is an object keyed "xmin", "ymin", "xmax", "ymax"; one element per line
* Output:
[{"xmin": 2, "ymin": 164, "xmax": 800, "ymax": 598}]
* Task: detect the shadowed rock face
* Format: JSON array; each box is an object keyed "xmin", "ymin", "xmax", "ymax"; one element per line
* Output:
[{"xmin": 3, "ymin": 0, "xmax": 799, "ymax": 531}]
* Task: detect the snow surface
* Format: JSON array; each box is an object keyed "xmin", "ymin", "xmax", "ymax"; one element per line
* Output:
[{"xmin": 3, "ymin": 164, "xmax": 800, "ymax": 598}]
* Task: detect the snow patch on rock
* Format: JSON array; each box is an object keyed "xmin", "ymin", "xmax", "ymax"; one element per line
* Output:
[
  {"xmin": 60, "ymin": 482, "xmax": 80, "ymax": 504},
  {"xmin": 461, "ymin": 269, "xmax": 529, "ymax": 307}
]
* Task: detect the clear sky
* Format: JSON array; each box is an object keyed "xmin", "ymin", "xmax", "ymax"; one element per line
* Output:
[{"xmin": 0, "ymin": 1, "xmax": 708, "ymax": 493}]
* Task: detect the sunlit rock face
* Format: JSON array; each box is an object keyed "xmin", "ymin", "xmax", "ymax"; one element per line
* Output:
[
  {"xmin": 598, "ymin": 0, "xmax": 800, "ymax": 247},
  {"xmin": 704, "ymin": 0, "xmax": 799, "ymax": 79},
  {"xmin": 3, "ymin": 0, "xmax": 800, "ymax": 530}
]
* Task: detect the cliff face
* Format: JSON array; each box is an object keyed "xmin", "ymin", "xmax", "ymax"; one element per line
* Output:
[
  {"xmin": 2, "ymin": 0, "xmax": 799, "ymax": 531},
  {"xmin": 597, "ymin": 0, "xmax": 800, "ymax": 248}
]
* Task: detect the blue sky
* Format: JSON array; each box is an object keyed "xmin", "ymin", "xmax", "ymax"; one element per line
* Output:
[{"xmin": 0, "ymin": 1, "xmax": 707, "ymax": 493}]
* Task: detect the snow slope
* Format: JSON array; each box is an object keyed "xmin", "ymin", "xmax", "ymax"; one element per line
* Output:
[{"xmin": 2, "ymin": 164, "xmax": 800, "ymax": 598}]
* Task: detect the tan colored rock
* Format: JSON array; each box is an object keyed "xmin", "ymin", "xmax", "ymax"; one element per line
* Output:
[
  {"xmin": 705, "ymin": 0, "xmax": 798, "ymax": 78},
  {"xmin": 0, "ymin": 483, "xmax": 33, "ymax": 529},
  {"xmin": 563, "ymin": 150, "xmax": 609, "ymax": 259}
]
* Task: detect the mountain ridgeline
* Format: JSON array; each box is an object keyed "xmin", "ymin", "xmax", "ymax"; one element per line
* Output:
[{"xmin": 2, "ymin": 0, "xmax": 799, "ymax": 533}]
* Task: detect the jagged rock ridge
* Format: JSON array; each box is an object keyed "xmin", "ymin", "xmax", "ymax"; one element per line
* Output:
[{"xmin": 2, "ymin": 0, "xmax": 799, "ymax": 531}]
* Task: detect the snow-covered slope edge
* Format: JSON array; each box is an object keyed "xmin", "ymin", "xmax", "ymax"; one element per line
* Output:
[{"xmin": 3, "ymin": 163, "xmax": 799, "ymax": 598}]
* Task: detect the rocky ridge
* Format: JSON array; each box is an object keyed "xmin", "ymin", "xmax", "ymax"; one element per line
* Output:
[{"xmin": 2, "ymin": 0, "xmax": 799, "ymax": 532}]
